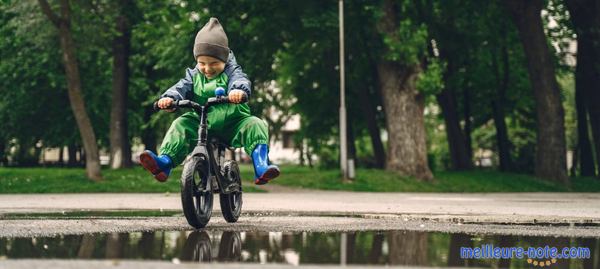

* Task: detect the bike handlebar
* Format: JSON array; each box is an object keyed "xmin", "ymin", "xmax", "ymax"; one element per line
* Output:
[{"xmin": 153, "ymin": 93, "xmax": 248, "ymax": 112}]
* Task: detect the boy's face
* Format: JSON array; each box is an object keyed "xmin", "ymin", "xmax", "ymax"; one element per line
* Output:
[{"xmin": 196, "ymin": 55, "xmax": 225, "ymax": 79}]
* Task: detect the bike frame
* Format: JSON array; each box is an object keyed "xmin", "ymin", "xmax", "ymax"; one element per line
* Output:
[{"xmin": 186, "ymin": 101, "xmax": 241, "ymax": 194}]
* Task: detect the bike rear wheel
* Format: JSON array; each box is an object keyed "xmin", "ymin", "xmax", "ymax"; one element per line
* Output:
[
  {"xmin": 218, "ymin": 231, "xmax": 242, "ymax": 261},
  {"xmin": 181, "ymin": 156, "xmax": 213, "ymax": 228},
  {"xmin": 219, "ymin": 160, "xmax": 243, "ymax": 223}
]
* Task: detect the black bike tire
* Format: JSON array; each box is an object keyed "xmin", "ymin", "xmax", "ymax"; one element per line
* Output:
[
  {"xmin": 181, "ymin": 156, "xmax": 213, "ymax": 228},
  {"xmin": 217, "ymin": 231, "xmax": 242, "ymax": 261},
  {"xmin": 180, "ymin": 231, "xmax": 212, "ymax": 262},
  {"xmin": 219, "ymin": 161, "xmax": 243, "ymax": 223}
]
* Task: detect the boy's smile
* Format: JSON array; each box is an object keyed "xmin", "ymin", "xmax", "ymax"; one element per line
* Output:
[{"xmin": 196, "ymin": 55, "xmax": 225, "ymax": 79}]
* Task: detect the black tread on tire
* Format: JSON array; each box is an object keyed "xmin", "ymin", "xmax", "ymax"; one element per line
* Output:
[
  {"xmin": 181, "ymin": 156, "xmax": 213, "ymax": 228},
  {"xmin": 219, "ymin": 160, "xmax": 243, "ymax": 223}
]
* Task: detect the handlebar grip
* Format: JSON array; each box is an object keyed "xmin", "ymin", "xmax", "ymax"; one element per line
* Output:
[{"xmin": 153, "ymin": 101, "xmax": 160, "ymax": 111}]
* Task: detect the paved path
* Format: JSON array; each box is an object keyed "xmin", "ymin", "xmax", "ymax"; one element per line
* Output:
[
  {"xmin": 1, "ymin": 192, "xmax": 600, "ymax": 238},
  {"xmin": 1, "ymin": 192, "xmax": 599, "ymax": 223}
]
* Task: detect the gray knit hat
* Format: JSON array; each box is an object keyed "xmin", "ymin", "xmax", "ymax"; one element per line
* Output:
[{"xmin": 193, "ymin": 17, "xmax": 229, "ymax": 62}]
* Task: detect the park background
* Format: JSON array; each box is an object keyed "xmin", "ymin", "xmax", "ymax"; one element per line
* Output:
[{"xmin": 1, "ymin": 0, "xmax": 600, "ymax": 193}]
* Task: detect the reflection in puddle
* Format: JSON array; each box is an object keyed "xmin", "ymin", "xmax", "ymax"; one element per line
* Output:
[{"xmin": 0, "ymin": 230, "xmax": 598, "ymax": 268}]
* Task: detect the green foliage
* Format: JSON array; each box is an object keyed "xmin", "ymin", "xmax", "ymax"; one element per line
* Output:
[
  {"xmin": 542, "ymin": 0, "xmax": 576, "ymax": 72},
  {"xmin": 416, "ymin": 58, "xmax": 445, "ymax": 97},
  {"xmin": 268, "ymin": 0, "xmax": 393, "ymax": 166},
  {"xmin": 382, "ymin": 21, "xmax": 428, "ymax": 65},
  {"xmin": 425, "ymin": 104, "xmax": 450, "ymax": 171},
  {"xmin": 558, "ymin": 73, "xmax": 576, "ymax": 150},
  {"xmin": 0, "ymin": 0, "xmax": 585, "ymax": 183},
  {"xmin": 422, "ymin": 0, "xmax": 541, "ymax": 172},
  {"xmin": 0, "ymin": 2, "xmax": 76, "ymax": 164}
]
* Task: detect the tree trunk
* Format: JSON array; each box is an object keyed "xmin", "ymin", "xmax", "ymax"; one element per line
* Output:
[
  {"xmin": 504, "ymin": 0, "xmax": 569, "ymax": 184},
  {"xmin": 141, "ymin": 106, "xmax": 157, "ymax": 152},
  {"xmin": 109, "ymin": 2, "xmax": 133, "ymax": 169},
  {"xmin": 138, "ymin": 232, "xmax": 156, "ymax": 259},
  {"xmin": 80, "ymin": 146, "xmax": 85, "ymax": 166},
  {"xmin": 437, "ymin": 88, "xmax": 472, "ymax": 170},
  {"xmin": 38, "ymin": 0, "xmax": 102, "ymax": 181},
  {"xmin": 581, "ymin": 238, "xmax": 596, "ymax": 269},
  {"xmin": 298, "ymin": 140, "xmax": 305, "ymax": 166},
  {"xmin": 571, "ymin": 145, "xmax": 579, "ymax": 176},
  {"xmin": 368, "ymin": 233, "xmax": 384, "ymax": 264},
  {"xmin": 583, "ymin": 82, "xmax": 600, "ymax": 178},
  {"xmin": 141, "ymin": 64, "xmax": 158, "ymax": 153},
  {"xmin": 376, "ymin": 0, "xmax": 433, "ymax": 181},
  {"xmin": 357, "ymin": 84, "xmax": 386, "ymax": 168},
  {"xmin": 448, "ymin": 233, "xmax": 472, "ymax": 267},
  {"xmin": 496, "ymin": 235, "xmax": 517, "ymax": 269},
  {"xmin": 0, "ymin": 141, "xmax": 6, "ymax": 166},
  {"xmin": 67, "ymin": 143, "xmax": 77, "ymax": 166},
  {"xmin": 575, "ymin": 54, "xmax": 596, "ymax": 176},
  {"xmin": 35, "ymin": 144, "xmax": 43, "ymax": 165},
  {"xmin": 378, "ymin": 63, "xmax": 433, "ymax": 180},
  {"xmin": 463, "ymin": 87, "xmax": 473, "ymax": 161},
  {"xmin": 388, "ymin": 231, "xmax": 428, "ymax": 265},
  {"xmin": 492, "ymin": 101, "xmax": 512, "ymax": 171},
  {"xmin": 491, "ymin": 41, "xmax": 513, "ymax": 172},
  {"xmin": 566, "ymin": 0, "xmax": 600, "ymax": 178},
  {"xmin": 306, "ymin": 143, "xmax": 313, "ymax": 168},
  {"xmin": 436, "ymin": 58, "xmax": 471, "ymax": 170},
  {"xmin": 58, "ymin": 146, "xmax": 64, "ymax": 166},
  {"xmin": 77, "ymin": 234, "xmax": 96, "ymax": 258},
  {"xmin": 105, "ymin": 233, "xmax": 127, "ymax": 258}
]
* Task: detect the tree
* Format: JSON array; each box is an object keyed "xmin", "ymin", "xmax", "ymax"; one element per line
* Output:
[
  {"xmin": 423, "ymin": 1, "xmax": 533, "ymax": 172},
  {"xmin": 429, "ymin": 1, "xmax": 473, "ymax": 171},
  {"xmin": 565, "ymin": 0, "xmax": 600, "ymax": 177},
  {"xmin": 347, "ymin": 1, "xmax": 387, "ymax": 168},
  {"xmin": 388, "ymin": 231, "xmax": 428, "ymax": 265},
  {"xmin": 109, "ymin": 0, "xmax": 134, "ymax": 169},
  {"xmin": 376, "ymin": 0, "xmax": 434, "ymax": 180},
  {"xmin": 504, "ymin": 0, "xmax": 568, "ymax": 184},
  {"xmin": 490, "ymin": 28, "xmax": 513, "ymax": 172},
  {"xmin": 439, "ymin": 1, "xmax": 535, "ymax": 173},
  {"xmin": 436, "ymin": 81, "xmax": 472, "ymax": 170},
  {"xmin": 37, "ymin": 0, "xmax": 101, "ymax": 180}
]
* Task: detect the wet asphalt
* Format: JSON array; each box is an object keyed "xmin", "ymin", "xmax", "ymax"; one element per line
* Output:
[{"xmin": 0, "ymin": 192, "xmax": 599, "ymax": 238}]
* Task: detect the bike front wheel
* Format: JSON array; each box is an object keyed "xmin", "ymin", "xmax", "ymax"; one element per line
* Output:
[
  {"xmin": 180, "ymin": 231, "xmax": 212, "ymax": 262},
  {"xmin": 181, "ymin": 155, "xmax": 213, "ymax": 228}
]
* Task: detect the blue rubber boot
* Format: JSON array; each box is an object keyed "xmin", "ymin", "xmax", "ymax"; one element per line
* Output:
[
  {"xmin": 252, "ymin": 144, "xmax": 280, "ymax": 185},
  {"xmin": 139, "ymin": 150, "xmax": 173, "ymax": 182}
]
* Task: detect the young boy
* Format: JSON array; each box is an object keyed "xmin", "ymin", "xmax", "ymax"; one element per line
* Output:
[{"xmin": 140, "ymin": 17, "xmax": 280, "ymax": 185}]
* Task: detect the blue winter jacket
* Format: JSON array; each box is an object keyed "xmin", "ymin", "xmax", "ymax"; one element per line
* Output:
[{"xmin": 160, "ymin": 51, "xmax": 251, "ymax": 101}]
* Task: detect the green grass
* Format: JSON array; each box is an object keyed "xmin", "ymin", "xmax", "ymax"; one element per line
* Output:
[
  {"xmin": 264, "ymin": 165, "xmax": 600, "ymax": 192},
  {"xmin": 0, "ymin": 166, "xmax": 263, "ymax": 193},
  {"xmin": 1, "ymin": 165, "xmax": 599, "ymax": 193}
]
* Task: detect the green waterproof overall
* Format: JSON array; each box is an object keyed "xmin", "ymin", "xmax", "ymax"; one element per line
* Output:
[{"xmin": 159, "ymin": 71, "xmax": 269, "ymax": 165}]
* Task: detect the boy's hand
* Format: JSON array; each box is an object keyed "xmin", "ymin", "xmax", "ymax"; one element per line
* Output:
[
  {"xmin": 228, "ymin": 89, "xmax": 246, "ymax": 104},
  {"xmin": 157, "ymin": 97, "xmax": 176, "ymax": 112}
]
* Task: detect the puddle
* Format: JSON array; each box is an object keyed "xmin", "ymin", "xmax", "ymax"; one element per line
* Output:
[
  {"xmin": 0, "ymin": 210, "xmax": 182, "ymax": 219},
  {"xmin": 0, "ymin": 230, "xmax": 598, "ymax": 268}
]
